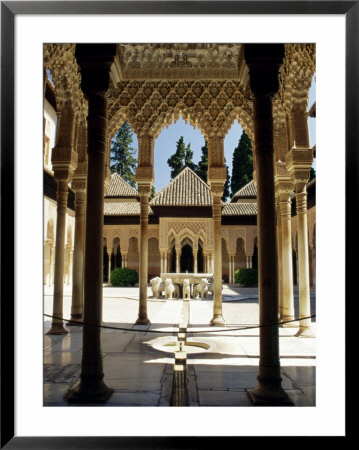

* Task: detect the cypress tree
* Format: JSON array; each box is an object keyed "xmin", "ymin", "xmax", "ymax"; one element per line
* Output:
[
  {"xmin": 184, "ymin": 143, "xmax": 197, "ymax": 172},
  {"xmin": 110, "ymin": 121, "xmax": 137, "ymax": 188},
  {"xmin": 222, "ymin": 163, "xmax": 231, "ymax": 202},
  {"xmin": 196, "ymin": 141, "xmax": 208, "ymax": 182},
  {"xmin": 231, "ymin": 131, "xmax": 253, "ymax": 197},
  {"xmin": 167, "ymin": 136, "xmax": 197, "ymax": 179}
]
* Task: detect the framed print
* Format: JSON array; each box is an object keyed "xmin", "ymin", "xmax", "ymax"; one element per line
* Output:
[{"xmin": 1, "ymin": 1, "xmax": 355, "ymax": 447}]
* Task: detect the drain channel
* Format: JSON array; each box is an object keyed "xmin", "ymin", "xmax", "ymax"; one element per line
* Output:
[{"xmin": 170, "ymin": 300, "xmax": 190, "ymax": 406}]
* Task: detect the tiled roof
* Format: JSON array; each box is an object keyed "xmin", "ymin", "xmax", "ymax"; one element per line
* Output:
[
  {"xmin": 231, "ymin": 180, "xmax": 256, "ymax": 202},
  {"xmin": 104, "ymin": 202, "xmax": 153, "ymax": 216},
  {"xmin": 222, "ymin": 203, "xmax": 257, "ymax": 216},
  {"xmin": 106, "ymin": 173, "xmax": 138, "ymax": 198},
  {"xmin": 150, "ymin": 167, "xmax": 212, "ymax": 206}
]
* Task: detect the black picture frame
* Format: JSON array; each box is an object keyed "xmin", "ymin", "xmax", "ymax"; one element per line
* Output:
[{"xmin": 1, "ymin": 1, "xmax": 354, "ymax": 447}]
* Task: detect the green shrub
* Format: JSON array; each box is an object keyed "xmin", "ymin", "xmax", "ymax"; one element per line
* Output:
[
  {"xmin": 234, "ymin": 268, "xmax": 258, "ymax": 286},
  {"xmin": 110, "ymin": 267, "xmax": 139, "ymax": 286}
]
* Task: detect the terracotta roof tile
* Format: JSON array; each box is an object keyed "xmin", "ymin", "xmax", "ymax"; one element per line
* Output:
[
  {"xmin": 222, "ymin": 203, "xmax": 257, "ymax": 216},
  {"xmin": 150, "ymin": 167, "xmax": 212, "ymax": 206},
  {"xmin": 231, "ymin": 180, "xmax": 256, "ymax": 202},
  {"xmin": 104, "ymin": 202, "xmax": 153, "ymax": 216},
  {"xmin": 106, "ymin": 173, "xmax": 138, "ymax": 198}
]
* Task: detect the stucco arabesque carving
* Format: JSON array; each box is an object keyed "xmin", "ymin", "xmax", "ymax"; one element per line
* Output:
[
  {"xmin": 106, "ymin": 79, "xmax": 254, "ymax": 142},
  {"xmin": 44, "ymin": 44, "xmax": 88, "ymax": 131},
  {"xmin": 273, "ymin": 44, "xmax": 316, "ymax": 131},
  {"xmin": 161, "ymin": 219, "xmax": 211, "ymax": 251}
]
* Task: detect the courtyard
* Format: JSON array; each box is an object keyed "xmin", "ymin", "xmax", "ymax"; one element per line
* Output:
[{"xmin": 44, "ymin": 284, "xmax": 316, "ymax": 407}]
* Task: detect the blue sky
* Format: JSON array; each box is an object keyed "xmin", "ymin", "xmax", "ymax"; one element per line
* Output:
[{"xmin": 129, "ymin": 77, "xmax": 316, "ymax": 193}]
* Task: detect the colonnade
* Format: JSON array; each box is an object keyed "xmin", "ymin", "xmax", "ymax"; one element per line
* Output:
[{"xmin": 44, "ymin": 43, "xmax": 315, "ymax": 405}]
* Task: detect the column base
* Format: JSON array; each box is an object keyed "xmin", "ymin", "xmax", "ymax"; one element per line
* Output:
[
  {"xmin": 210, "ymin": 314, "xmax": 226, "ymax": 327},
  {"xmin": 64, "ymin": 377, "xmax": 113, "ymax": 404},
  {"xmin": 135, "ymin": 314, "xmax": 151, "ymax": 325},
  {"xmin": 296, "ymin": 326, "xmax": 315, "ymax": 338},
  {"xmin": 67, "ymin": 314, "xmax": 83, "ymax": 327},
  {"xmin": 46, "ymin": 323, "xmax": 69, "ymax": 335},
  {"xmin": 280, "ymin": 316, "xmax": 299, "ymax": 328},
  {"xmin": 248, "ymin": 379, "xmax": 294, "ymax": 406}
]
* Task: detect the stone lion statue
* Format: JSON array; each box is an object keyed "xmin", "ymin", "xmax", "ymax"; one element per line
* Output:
[
  {"xmin": 164, "ymin": 278, "xmax": 175, "ymax": 299},
  {"xmin": 150, "ymin": 276, "xmax": 164, "ymax": 298},
  {"xmin": 182, "ymin": 278, "xmax": 191, "ymax": 299},
  {"xmin": 193, "ymin": 278, "xmax": 209, "ymax": 299}
]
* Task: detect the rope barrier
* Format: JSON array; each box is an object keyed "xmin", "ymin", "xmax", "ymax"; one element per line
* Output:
[{"xmin": 44, "ymin": 313, "xmax": 316, "ymax": 334}]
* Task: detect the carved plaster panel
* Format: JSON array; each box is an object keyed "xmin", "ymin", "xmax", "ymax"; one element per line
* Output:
[
  {"xmin": 106, "ymin": 79, "xmax": 254, "ymax": 139},
  {"xmin": 160, "ymin": 218, "xmax": 213, "ymax": 251}
]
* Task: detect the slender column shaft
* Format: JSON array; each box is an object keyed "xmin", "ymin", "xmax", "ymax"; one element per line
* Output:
[
  {"xmin": 247, "ymin": 81, "xmax": 291, "ymax": 404},
  {"xmin": 210, "ymin": 197, "xmax": 225, "ymax": 326},
  {"xmin": 64, "ymin": 92, "xmax": 113, "ymax": 403},
  {"xmin": 47, "ymin": 180, "xmax": 69, "ymax": 334},
  {"xmin": 81, "ymin": 93, "xmax": 108, "ymax": 390},
  {"xmin": 48, "ymin": 244, "xmax": 54, "ymax": 286},
  {"xmin": 296, "ymin": 191, "xmax": 313, "ymax": 336},
  {"xmin": 254, "ymin": 97, "xmax": 281, "ymax": 385},
  {"xmin": 176, "ymin": 251, "xmax": 180, "ymax": 274},
  {"xmin": 279, "ymin": 195, "xmax": 295, "ymax": 323},
  {"xmin": 108, "ymin": 251, "xmax": 112, "ymax": 281},
  {"xmin": 136, "ymin": 189, "xmax": 150, "ymax": 324},
  {"xmin": 160, "ymin": 252, "xmax": 164, "ymax": 274},
  {"xmin": 69, "ymin": 189, "xmax": 86, "ymax": 321},
  {"xmin": 193, "ymin": 251, "xmax": 198, "ymax": 273},
  {"xmin": 276, "ymin": 200, "xmax": 283, "ymax": 316}
]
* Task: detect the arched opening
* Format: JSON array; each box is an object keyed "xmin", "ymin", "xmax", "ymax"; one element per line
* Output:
[
  {"xmin": 234, "ymin": 237, "xmax": 246, "ymax": 271},
  {"xmin": 148, "ymin": 237, "xmax": 160, "ymax": 278},
  {"xmin": 253, "ymin": 238, "xmax": 258, "ymax": 269},
  {"xmin": 180, "ymin": 243, "xmax": 194, "ymax": 273},
  {"xmin": 197, "ymin": 239, "xmax": 204, "ymax": 273},
  {"xmin": 112, "ymin": 237, "xmax": 122, "ymax": 270},
  {"xmin": 103, "ymin": 237, "xmax": 108, "ymax": 282},
  {"xmin": 127, "ymin": 237, "xmax": 139, "ymax": 272},
  {"xmin": 170, "ymin": 241, "xmax": 177, "ymax": 273},
  {"xmin": 154, "ymin": 116, "xmax": 206, "ymax": 192},
  {"xmin": 221, "ymin": 238, "xmax": 229, "ymax": 282}
]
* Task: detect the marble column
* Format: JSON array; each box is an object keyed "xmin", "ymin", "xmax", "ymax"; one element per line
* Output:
[
  {"xmin": 279, "ymin": 192, "xmax": 296, "ymax": 325},
  {"xmin": 46, "ymin": 102, "xmax": 77, "ymax": 334},
  {"xmin": 136, "ymin": 184, "xmax": 151, "ymax": 325},
  {"xmin": 64, "ymin": 43, "xmax": 116, "ymax": 403},
  {"xmin": 244, "ymin": 44, "xmax": 292, "ymax": 405},
  {"xmin": 48, "ymin": 243, "xmax": 55, "ymax": 286},
  {"xmin": 210, "ymin": 193, "xmax": 225, "ymax": 326},
  {"xmin": 295, "ymin": 188, "xmax": 313, "ymax": 336},
  {"xmin": 286, "ymin": 149, "xmax": 314, "ymax": 338},
  {"xmin": 229, "ymin": 255, "xmax": 235, "ymax": 284},
  {"xmin": 193, "ymin": 249, "xmax": 198, "ymax": 273},
  {"xmin": 47, "ymin": 180, "xmax": 72, "ymax": 334},
  {"xmin": 176, "ymin": 250, "xmax": 180, "ymax": 274},
  {"xmin": 107, "ymin": 248, "xmax": 112, "ymax": 281}
]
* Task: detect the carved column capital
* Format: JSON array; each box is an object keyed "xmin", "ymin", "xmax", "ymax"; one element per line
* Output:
[
  {"xmin": 137, "ymin": 183, "xmax": 152, "ymax": 198},
  {"xmin": 285, "ymin": 147, "xmax": 313, "ymax": 193},
  {"xmin": 52, "ymin": 147, "xmax": 78, "ymax": 182},
  {"xmin": 71, "ymin": 161, "xmax": 87, "ymax": 192}
]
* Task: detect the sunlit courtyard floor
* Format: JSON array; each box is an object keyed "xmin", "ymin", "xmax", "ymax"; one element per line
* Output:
[{"xmin": 44, "ymin": 284, "xmax": 316, "ymax": 407}]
